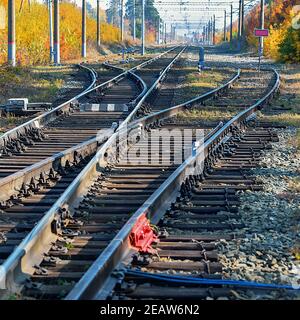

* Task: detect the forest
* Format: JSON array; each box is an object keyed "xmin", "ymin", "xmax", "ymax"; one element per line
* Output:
[
  {"xmin": 0, "ymin": 0, "xmax": 299, "ymax": 64},
  {"xmin": 0, "ymin": 0, "xmax": 120, "ymax": 64}
]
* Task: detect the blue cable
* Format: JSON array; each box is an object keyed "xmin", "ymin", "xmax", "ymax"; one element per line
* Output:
[{"xmin": 126, "ymin": 269, "xmax": 299, "ymax": 291}]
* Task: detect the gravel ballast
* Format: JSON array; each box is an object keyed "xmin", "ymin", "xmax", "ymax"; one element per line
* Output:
[{"xmin": 218, "ymin": 128, "xmax": 300, "ymax": 299}]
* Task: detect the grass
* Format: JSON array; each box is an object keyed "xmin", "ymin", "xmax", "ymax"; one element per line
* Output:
[
  {"xmin": 176, "ymin": 109, "xmax": 235, "ymax": 121},
  {"xmin": 261, "ymin": 64, "xmax": 300, "ymax": 128},
  {"xmin": 259, "ymin": 113, "xmax": 300, "ymax": 127},
  {"xmin": 64, "ymin": 242, "xmax": 74, "ymax": 250},
  {"xmin": 291, "ymin": 245, "xmax": 300, "ymax": 260},
  {"xmin": 181, "ymin": 69, "xmax": 231, "ymax": 97},
  {"xmin": 0, "ymin": 65, "xmax": 77, "ymax": 133},
  {"xmin": 0, "ymin": 112, "xmax": 30, "ymax": 134},
  {"xmin": 0, "ymin": 65, "xmax": 74, "ymax": 105},
  {"xmin": 170, "ymin": 66, "xmax": 236, "ymax": 106},
  {"xmin": 5, "ymin": 113, "xmax": 18, "ymax": 125},
  {"xmin": 288, "ymin": 177, "xmax": 300, "ymax": 193}
]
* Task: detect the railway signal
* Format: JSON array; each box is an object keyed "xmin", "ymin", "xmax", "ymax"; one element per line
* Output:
[
  {"xmin": 255, "ymin": 28, "xmax": 269, "ymax": 71},
  {"xmin": 259, "ymin": 0, "xmax": 265, "ymax": 56},
  {"xmin": 254, "ymin": 29, "xmax": 269, "ymax": 37},
  {"xmin": 256, "ymin": 0, "xmax": 267, "ymax": 71}
]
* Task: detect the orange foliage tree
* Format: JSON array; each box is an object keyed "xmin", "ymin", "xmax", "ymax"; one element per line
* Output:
[
  {"xmin": 215, "ymin": 0, "xmax": 300, "ymax": 63},
  {"xmin": 245, "ymin": 0, "xmax": 300, "ymax": 62}
]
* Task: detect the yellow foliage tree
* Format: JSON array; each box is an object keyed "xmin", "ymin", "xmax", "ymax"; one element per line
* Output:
[{"xmin": 0, "ymin": 0, "xmax": 121, "ymax": 65}]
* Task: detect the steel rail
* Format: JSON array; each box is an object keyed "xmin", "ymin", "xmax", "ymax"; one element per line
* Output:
[
  {"xmin": 101, "ymin": 63, "xmax": 148, "ymax": 107},
  {"xmin": 129, "ymin": 68, "xmax": 241, "ymax": 129},
  {"xmin": 0, "ymin": 46, "xmax": 185, "ymax": 293},
  {"xmin": 0, "ymin": 59, "xmax": 241, "ymax": 295},
  {"xmin": 0, "ymin": 69, "xmax": 147, "ymax": 201},
  {"xmin": 65, "ymin": 68, "xmax": 280, "ymax": 300},
  {"xmin": 0, "ymin": 130, "xmax": 113, "ymax": 203},
  {"xmin": 0, "ymin": 48, "xmax": 183, "ymax": 205},
  {"xmin": 0, "ymin": 64, "xmax": 97, "ymax": 147},
  {"xmin": 0, "ymin": 47, "xmax": 178, "ymax": 149},
  {"xmin": 118, "ymin": 46, "xmax": 187, "ymax": 131}
]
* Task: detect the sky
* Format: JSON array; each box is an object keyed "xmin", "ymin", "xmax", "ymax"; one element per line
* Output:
[
  {"xmin": 41, "ymin": 0, "xmax": 261, "ymax": 33},
  {"xmin": 77, "ymin": 0, "xmax": 260, "ymax": 29}
]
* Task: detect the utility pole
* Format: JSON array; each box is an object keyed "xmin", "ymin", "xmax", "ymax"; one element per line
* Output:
[
  {"xmin": 48, "ymin": 0, "xmax": 54, "ymax": 63},
  {"xmin": 174, "ymin": 26, "xmax": 176, "ymax": 42},
  {"xmin": 210, "ymin": 19, "xmax": 213, "ymax": 45},
  {"xmin": 172, "ymin": 24, "xmax": 175, "ymax": 42},
  {"xmin": 53, "ymin": 0, "xmax": 60, "ymax": 64},
  {"xmin": 238, "ymin": 0, "xmax": 242, "ymax": 39},
  {"xmin": 213, "ymin": 14, "xmax": 216, "ymax": 45},
  {"xmin": 8, "ymin": 0, "xmax": 16, "ymax": 66},
  {"xmin": 97, "ymin": 0, "xmax": 101, "ymax": 47},
  {"xmin": 238, "ymin": 0, "xmax": 242, "ymax": 50},
  {"xmin": 259, "ymin": 0, "xmax": 265, "ymax": 56},
  {"xmin": 120, "ymin": 0, "xmax": 124, "ymax": 41},
  {"xmin": 241, "ymin": 0, "xmax": 245, "ymax": 38},
  {"xmin": 258, "ymin": 0, "xmax": 265, "ymax": 72},
  {"xmin": 224, "ymin": 10, "xmax": 226, "ymax": 42},
  {"xmin": 164, "ymin": 22, "xmax": 167, "ymax": 44},
  {"xmin": 207, "ymin": 21, "xmax": 209, "ymax": 45},
  {"xmin": 141, "ymin": 0, "xmax": 145, "ymax": 54},
  {"xmin": 208, "ymin": 20, "xmax": 211, "ymax": 45},
  {"xmin": 210, "ymin": 17, "xmax": 213, "ymax": 45},
  {"xmin": 133, "ymin": 0, "xmax": 136, "ymax": 40},
  {"xmin": 82, "ymin": 0, "xmax": 86, "ymax": 58},
  {"xmin": 157, "ymin": 18, "xmax": 160, "ymax": 44},
  {"xmin": 206, "ymin": 24, "xmax": 209, "ymax": 43},
  {"xmin": 230, "ymin": 4, "xmax": 233, "ymax": 42},
  {"xmin": 211, "ymin": 17, "xmax": 214, "ymax": 44}
]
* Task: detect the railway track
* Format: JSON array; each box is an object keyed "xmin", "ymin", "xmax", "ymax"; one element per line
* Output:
[
  {"xmin": 0, "ymin": 47, "xmax": 191, "ymax": 288},
  {"xmin": 2, "ymin": 66, "xmax": 285, "ymax": 301},
  {"xmin": 0, "ymin": 48, "xmax": 241, "ymax": 299},
  {"xmin": 61, "ymin": 67, "xmax": 282, "ymax": 300},
  {"xmin": 0, "ymin": 49, "xmax": 182, "ymax": 179},
  {"xmin": 111, "ymin": 126, "xmax": 281, "ymax": 300},
  {"xmin": 101, "ymin": 69, "xmax": 285, "ymax": 300},
  {"xmin": 0, "ymin": 45, "xmax": 290, "ymax": 300}
]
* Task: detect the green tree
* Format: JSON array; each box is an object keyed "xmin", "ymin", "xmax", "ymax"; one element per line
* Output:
[
  {"xmin": 107, "ymin": 0, "xmax": 120, "ymax": 27},
  {"xmin": 125, "ymin": 0, "xmax": 160, "ymax": 39},
  {"xmin": 279, "ymin": 26, "xmax": 300, "ymax": 63}
]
